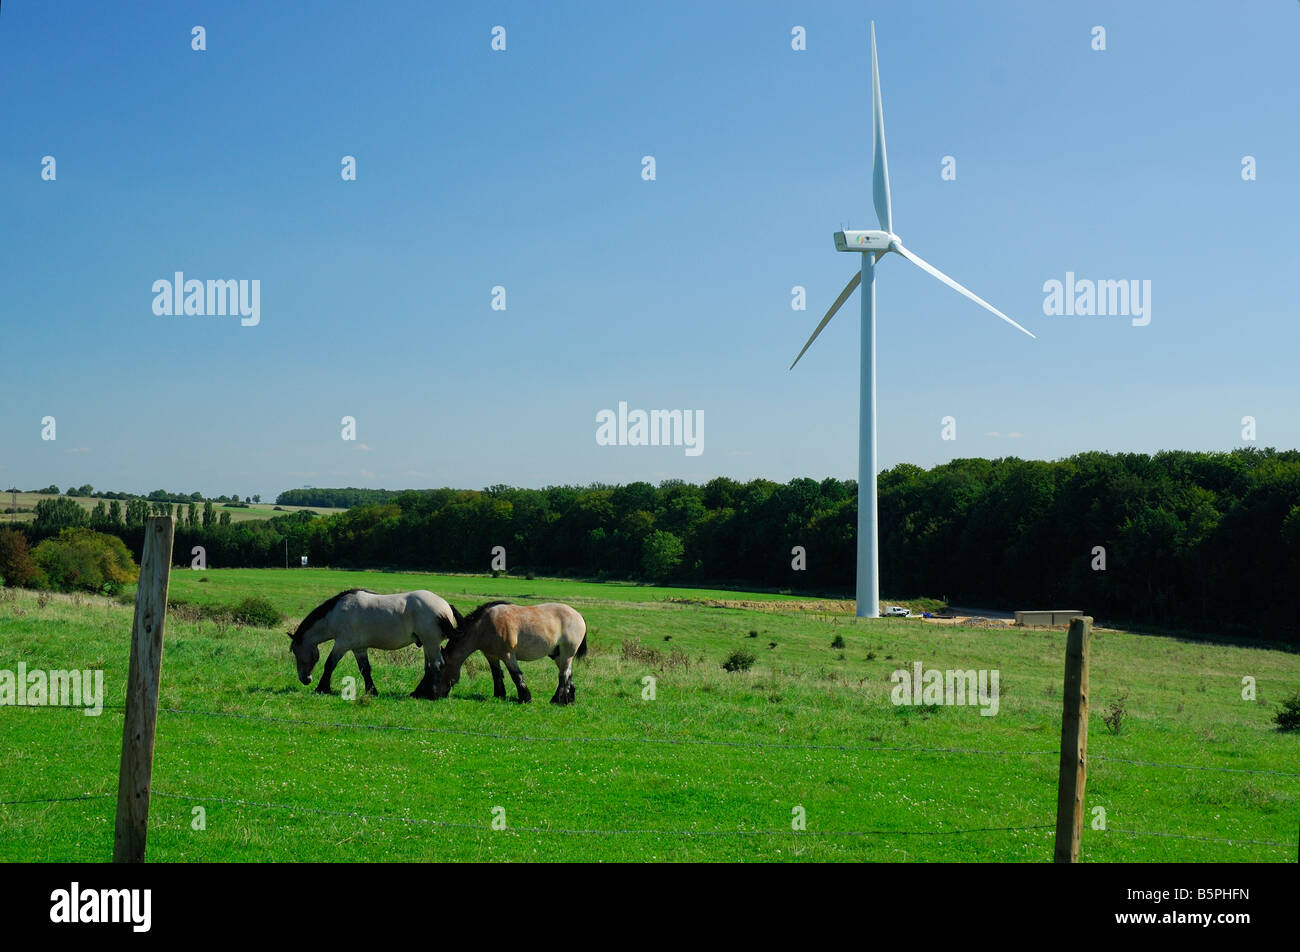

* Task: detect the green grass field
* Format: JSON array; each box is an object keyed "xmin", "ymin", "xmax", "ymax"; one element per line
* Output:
[
  {"xmin": 1, "ymin": 568, "xmax": 1296, "ymax": 862},
  {"xmin": 1, "ymin": 492, "xmax": 343, "ymax": 524}
]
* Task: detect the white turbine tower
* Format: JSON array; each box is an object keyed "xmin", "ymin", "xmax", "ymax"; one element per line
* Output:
[{"xmin": 791, "ymin": 22, "xmax": 1035, "ymax": 619}]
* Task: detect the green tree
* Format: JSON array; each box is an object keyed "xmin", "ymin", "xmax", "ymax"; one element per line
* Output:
[
  {"xmin": 642, "ymin": 530, "xmax": 684, "ymax": 583},
  {"xmin": 33, "ymin": 497, "xmax": 89, "ymax": 533},
  {"xmin": 0, "ymin": 527, "xmax": 43, "ymax": 587},
  {"xmin": 203, "ymin": 500, "xmax": 215, "ymax": 527}
]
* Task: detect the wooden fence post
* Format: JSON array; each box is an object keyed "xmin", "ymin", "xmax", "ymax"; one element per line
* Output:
[
  {"xmin": 1053, "ymin": 615, "xmax": 1092, "ymax": 863},
  {"xmin": 113, "ymin": 516, "xmax": 175, "ymax": 863}
]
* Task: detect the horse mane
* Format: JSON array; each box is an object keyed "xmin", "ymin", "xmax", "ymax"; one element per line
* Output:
[
  {"xmin": 291, "ymin": 589, "xmax": 374, "ymax": 644},
  {"xmin": 455, "ymin": 600, "xmax": 512, "ymax": 637},
  {"xmin": 437, "ymin": 603, "xmax": 466, "ymax": 640}
]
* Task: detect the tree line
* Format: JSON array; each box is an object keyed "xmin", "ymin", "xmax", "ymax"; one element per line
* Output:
[
  {"xmin": 6, "ymin": 448, "xmax": 1298, "ymax": 644},
  {"xmin": 275, "ymin": 487, "xmax": 397, "ymax": 509},
  {"xmin": 17, "ymin": 485, "xmax": 261, "ymax": 504}
]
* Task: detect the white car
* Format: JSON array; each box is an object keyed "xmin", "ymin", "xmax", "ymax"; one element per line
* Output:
[{"xmin": 884, "ymin": 606, "xmax": 911, "ymax": 617}]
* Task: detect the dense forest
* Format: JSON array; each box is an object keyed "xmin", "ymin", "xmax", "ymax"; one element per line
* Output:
[
  {"xmin": 6, "ymin": 448, "xmax": 1299, "ymax": 644},
  {"xmin": 275, "ymin": 488, "xmax": 397, "ymax": 509}
]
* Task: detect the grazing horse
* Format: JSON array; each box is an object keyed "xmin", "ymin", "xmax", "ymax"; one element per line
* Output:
[
  {"xmin": 287, "ymin": 589, "xmax": 462, "ymax": 698},
  {"xmin": 435, "ymin": 601, "xmax": 588, "ymax": 704}
]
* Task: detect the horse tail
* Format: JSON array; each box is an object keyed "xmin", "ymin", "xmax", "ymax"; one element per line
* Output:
[
  {"xmin": 576, "ymin": 634, "xmax": 588, "ymax": 658},
  {"xmin": 438, "ymin": 606, "xmax": 461, "ymax": 641}
]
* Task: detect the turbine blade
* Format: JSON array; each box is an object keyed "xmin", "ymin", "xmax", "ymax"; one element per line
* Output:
[
  {"xmin": 871, "ymin": 22, "xmax": 893, "ymax": 234},
  {"xmin": 790, "ymin": 271, "xmax": 862, "ymax": 369},
  {"xmin": 893, "ymin": 243, "xmax": 1036, "ymax": 339}
]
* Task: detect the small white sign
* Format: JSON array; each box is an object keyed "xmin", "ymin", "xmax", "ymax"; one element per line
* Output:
[{"xmin": 300, "ymin": 556, "xmax": 308, "ymax": 567}]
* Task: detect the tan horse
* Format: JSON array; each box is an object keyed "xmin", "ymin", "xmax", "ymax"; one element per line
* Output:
[{"xmin": 435, "ymin": 601, "xmax": 588, "ymax": 704}]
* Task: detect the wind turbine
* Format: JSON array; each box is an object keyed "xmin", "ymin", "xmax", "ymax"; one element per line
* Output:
[{"xmin": 790, "ymin": 22, "xmax": 1035, "ymax": 619}]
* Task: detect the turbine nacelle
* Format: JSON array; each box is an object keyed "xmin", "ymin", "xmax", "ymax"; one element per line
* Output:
[{"xmin": 834, "ymin": 230, "xmax": 896, "ymax": 253}]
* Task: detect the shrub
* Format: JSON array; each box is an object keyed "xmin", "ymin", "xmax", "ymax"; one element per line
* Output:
[
  {"xmin": 229, "ymin": 597, "xmax": 283, "ymax": 628},
  {"xmin": 831, "ymin": 634, "xmax": 846, "ymax": 649},
  {"xmin": 620, "ymin": 638, "xmax": 691, "ymax": 672},
  {"xmin": 1275, "ymin": 692, "xmax": 1300, "ymax": 732},
  {"xmin": 1101, "ymin": 691, "xmax": 1129, "ymax": 735},
  {"xmin": 168, "ymin": 600, "xmax": 202, "ymax": 623},
  {"xmin": 0, "ymin": 528, "xmax": 43, "ymax": 588},
  {"xmin": 31, "ymin": 529, "xmax": 136, "ymax": 594},
  {"xmin": 620, "ymin": 638, "xmax": 662, "ymax": 667},
  {"xmin": 722, "ymin": 649, "xmax": 756, "ymax": 672},
  {"xmin": 664, "ymin": 646, "xmax": 691, "ymax": 671}
]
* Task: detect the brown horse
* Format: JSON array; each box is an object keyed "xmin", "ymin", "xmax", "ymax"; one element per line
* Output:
[{"xmin": 434, "ymin": 601, "xmax": 588, "ymax": 704}]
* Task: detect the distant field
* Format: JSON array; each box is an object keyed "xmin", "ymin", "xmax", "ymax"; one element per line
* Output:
[
  {"xmin": 1, "ymin": 568, "xmax": 1296, "ymax": 862},
  {"xmin": 1, "ymin": 492, "xmax": 345, "ymax": 525}
]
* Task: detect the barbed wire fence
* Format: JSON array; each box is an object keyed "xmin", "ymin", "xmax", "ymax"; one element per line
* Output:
[{"xmin": 2, "ymin": 702, "xmax": 1294, "ymax": 853}]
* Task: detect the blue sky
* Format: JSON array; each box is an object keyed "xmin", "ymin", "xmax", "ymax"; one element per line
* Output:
[{"xmin": 2, "ymin": 1, "xmax": 1297, "ymax": 499}]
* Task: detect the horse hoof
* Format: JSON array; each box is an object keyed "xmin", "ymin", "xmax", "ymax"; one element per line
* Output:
[
  {"xmin": 518, "ymin": 689, "xmax": 532, "ymax": 704},
  {"xmin": 366, "ymin": 688, "xmax": 379, "ymax": 697}
]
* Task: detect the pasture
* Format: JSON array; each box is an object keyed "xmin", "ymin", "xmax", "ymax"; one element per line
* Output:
[
  {"xmin": 1, "ymin": 492, "xmax": 344, "ymax": 524},
  {"xmin": 1, "ymin": 568, "xmax": 1296, "ymax": 862}
]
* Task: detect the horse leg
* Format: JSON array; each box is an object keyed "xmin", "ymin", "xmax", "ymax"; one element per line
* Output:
[
  {"xmin": 487, "ymin": 657, "xmax": 507, "ymax": 699},
  {"xmin": 551, "ymin": 656, "xmax": 575, "ymax": 705},
  {"xmin": 504, "ymin": 656, "xmax": 532, "ymax": 704},
  {"xmin": 355, "ymin": 650, "xmax": 378, "ymax": 696},
  {"xmin": 410, "ymin": 658, "xmax": 437, "ymax": 698},
  {"xmin": 315, "ymin": 646, "xmax": 344, "ymax": 694}
]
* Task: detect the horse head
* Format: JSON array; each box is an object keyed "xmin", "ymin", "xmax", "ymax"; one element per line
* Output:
[{"xmin": 287, "ymin": 630, "xmax": 319, "ymax": 685}]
